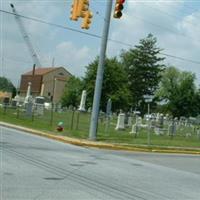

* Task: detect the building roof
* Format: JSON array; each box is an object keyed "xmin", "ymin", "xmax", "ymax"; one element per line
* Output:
[{"xmin": 23, "ymin": 67, "xmax": 58, "ymax": 76}]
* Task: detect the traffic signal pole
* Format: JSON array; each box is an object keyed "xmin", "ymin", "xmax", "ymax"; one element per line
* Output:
[{"xmin": 89, "ymin": 0, "xmax": 113, "ymax": 140}]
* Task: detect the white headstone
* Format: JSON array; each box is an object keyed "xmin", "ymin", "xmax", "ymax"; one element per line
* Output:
[
  {"xmin": 34, "ymin": 96, "xmax": 45, "ymax": 115},
  {"xmin": 115, "ymin": 113, "xmax": 125, "ymax": 130},
  {"xmin": 130, "ymin": 123, "xmax": 139, "ymax": 135},
  {"xmin": 127, "ymin": 116, "xmax": 132, "ymax": 127},
  {"xmin": 24, "ymin": 82, "xmax": 32, "ymax": 104},
  {"xmin": 137, "ymin": 117, "xmax": 142, "ymax": 126},
  {"xmin": 34, "ymin": 104, "xmax": 44, "ymax": 115},
  {"xmin": 78, "ymin": 90, "xmax": 86, "ymax": 112},
  {"xmin": 14, "ymin": 94, "xmax": 20, "ymax": 106}
]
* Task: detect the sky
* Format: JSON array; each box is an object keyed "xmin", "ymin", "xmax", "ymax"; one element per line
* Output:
[{"xmin": 0, "ymin": 0, "xmax": 200, "ymax": 87}]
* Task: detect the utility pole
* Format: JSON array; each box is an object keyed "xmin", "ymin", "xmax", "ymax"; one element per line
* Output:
[
  {"xmin": 89, "ymin": 0, "xmax": 113, "ymax": 140},
  {"xmin": 147, "ymin": 102, "xmax": 151, "ymax": 146}
]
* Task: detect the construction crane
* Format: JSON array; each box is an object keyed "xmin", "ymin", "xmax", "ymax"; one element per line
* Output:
[{"xmin": 10, "ymin": 3, "xmax": 42, "ymax": 67}]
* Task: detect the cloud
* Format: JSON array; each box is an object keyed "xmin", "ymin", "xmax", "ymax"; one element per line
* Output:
[
  {"xmin": 1, "ymin": 0, "xmax": 200, "ymax": 87},
  {"xmin": 53, "ymin": 41, "xmax": 95, "ymax": 77},
  {"xmin": 108, "ymin": 0, "xmax": 200, "ymax": 85},
  {"xmin": 1, "ymin": 0, "xmax": 98, "ymax": 86}
]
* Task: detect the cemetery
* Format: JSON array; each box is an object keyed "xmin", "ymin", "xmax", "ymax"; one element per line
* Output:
[
  {"xmin": 0, "ymin": 93, "xmax": 200, "ymax": 148},
  {"xmin": 0, "ymin": 80, "xmax": 199, "ymax": 148}
]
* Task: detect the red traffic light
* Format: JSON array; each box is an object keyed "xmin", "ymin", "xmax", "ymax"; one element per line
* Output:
[{"xmin": 113, "ymin": 0, "xmax": 125, "ymax": 19}]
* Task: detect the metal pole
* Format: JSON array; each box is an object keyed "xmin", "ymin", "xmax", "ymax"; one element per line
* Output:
[
  {"xmin": 147, "ymin": 103, "xmax": 151, "ymax": 146},
  {"xmin": 89, "ymin": 0, "xmax": 113, "ymax": 140},
  {"xmin": 50, "ymin": 77, "xmax": 56, "ymax": 126}
]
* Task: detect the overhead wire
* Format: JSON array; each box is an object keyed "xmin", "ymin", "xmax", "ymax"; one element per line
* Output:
[
  {"xmin": 140, "ymin": 3, "xmax": 198, "ymax": 27},
  {"xmin": 133, "ymin": 15, "xmax": 192, "ymax": 39},
  {"xmin": 0, "ymin": 9, "xmax": 200, "ymax": 66},
  {"xmin": 0, "ymin": 9, "xmax": 102, "ymax": 39},
  {"xmin": 129, "ymin": 3, "xmax": 200, "ymax": 41},
  {"xmin": 182, "ymin": 3, "xmax": 200, "ymax": 13},
  {"xmin": 3, "ymin": 56, "xmax": 32, "ymax": 64}
]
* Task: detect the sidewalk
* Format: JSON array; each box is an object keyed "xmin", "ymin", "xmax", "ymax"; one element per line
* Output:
[{"xmin": 1, "ymin": 121, "xmax": 200, "ymax": 155}]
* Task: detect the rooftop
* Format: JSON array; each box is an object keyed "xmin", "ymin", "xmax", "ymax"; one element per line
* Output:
[{"xmin": 23, "ymin": 67, "xmax": 60, "ymax": 76}]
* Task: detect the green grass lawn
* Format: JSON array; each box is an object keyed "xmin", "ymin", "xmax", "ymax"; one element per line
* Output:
[{"xmin": 0, "ymin": 106, "xmax": 200, "ymax": 148}]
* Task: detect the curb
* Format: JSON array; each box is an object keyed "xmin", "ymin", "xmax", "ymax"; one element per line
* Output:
[{"xmin": 1, "ymin": 122, "xmax": 200, "ymax": 155}]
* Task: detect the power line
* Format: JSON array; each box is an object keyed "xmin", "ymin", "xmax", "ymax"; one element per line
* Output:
[
  {"xmin": 160, "ymin": 53, "xmax": 200, "ymax": 65},
  {"xmin": 141, "ymin": 3, "xmax": 198, "ymax": 27},
  {"xmin": 0, "ymin": 9, "xmax": 102, "ymax": 39},
  {"xmin": 93, "ymin": 5, "xmax": 197, "ymax": 41},
  {"xmin": 182, "ymin": 3, "xmax": 200, "ymax": 13},
  {"xmin": 0, "ymin": 9, "xmax": 200, "ymax": 66},
  {"xmin": 3, "ymin": 56, "xmax": 32, "ymax": 64},
  {"xmin": 133, "ymin": 15, "xmax": 191, "ymax": 39}
]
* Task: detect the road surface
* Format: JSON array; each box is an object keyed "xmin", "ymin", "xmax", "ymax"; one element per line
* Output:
[{"xmin": 0, "ymin": 126, "xmax": 200, "ymax": 200}]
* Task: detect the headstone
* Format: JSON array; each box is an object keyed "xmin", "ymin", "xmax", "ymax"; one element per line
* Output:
[
  {"xmin": 127, "ymin": 116, "xmax": 132, "ymax": 127},
  {"xmin": 185, "ymin": 132, "xmax": 192, "ymax": 138},
  {"xmin": 156, "ymin": 113, "xmax": 160, "ymax": 122},
  {"xmin": 197, "ymin": 128, "xmax": 200, "ymax": 140},
  {"xmin": 168, "ymin": 120, "xmax": 176, "ymax": 136},
  {"xmin": 106, "ymin": 99, "xmax": 112, "ymax": 118},
  {"xmin": 154, "ymin": 127, "xmax": 163, "ymax": 135},
  {"xmin": 137, "ymin": 117, "xmax": 142, "ymax": 126},
  {"xmin": 14, "ymin": 94, "xmax": 24, "ymax": 107},
  {"xmin": 78, "ymin": 90, "xmax": 86, "ymax": 112},
  {"xmin": 57, "ymin": 103, "xmax": 62, "ymax": 113},
  {"xmin": 125, "ymin": 112, "xmax": 132, "ymax": 127},
  {"xmin": 24, "ymin": 82, "xmax": 32, "ymax": 104},
  {"xmin": 26, "ymin": 102, "xmax": 33, "ymax": 117},
  {"xmin": 158, "ymin": 114, "xmax": 164, "ymax": 128},
  {"xmin": 68, "ymin": 105, "xmax": 73, "ymax": 110},
  {"xmin": 14, "ymin": 94, "xmax": 20, "ymax": 106},
  {"xmin": 137, "ymin": 117, "xmax": 147, "ymax": 128},
  {"xmin": 11, "ymin": 99, "xmax": 17, "ymax": 108},
  {"xmin": 115, "ymin": 113, "xmax": 125, "ymax": 130},
  {"xmin": 130, "ymin": 123, "xmax": 139, "ymax": 136},
  {"xmin": 34, "ymin": 104, "xmax": 44, "ymax": 115},
  {"xmin": 34, "ymin": 96, "xmax": 45, "ymax": 115}
]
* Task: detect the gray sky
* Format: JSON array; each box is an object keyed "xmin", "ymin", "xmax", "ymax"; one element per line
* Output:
[{"xmin": 0, "ymin": 0, "xmax": 200, "ymax": 87}]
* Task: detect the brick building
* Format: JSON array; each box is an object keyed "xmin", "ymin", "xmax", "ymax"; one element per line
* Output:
[{"xmin": 20, "ymin": 67, "xmax": 72, "ymax": 103}]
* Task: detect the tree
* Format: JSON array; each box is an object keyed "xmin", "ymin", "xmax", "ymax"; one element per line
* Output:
[
  {"xmin": 0, "ymin": 76, "xmax": 16, "ymax": 97},
  {"xmin": 83, "ymin": 57, "xmax": 131, "ymax": 112},
  {"xmin": 120, "ymin": 34, "xmax": 165, "ymax": 112},
  {"xmin": 156, "ymin": 66, "xmax": 199, "ymax": 117},
  {"xmin": 61, "ymin": 76, "xmax": 82, "ymax": 108}
]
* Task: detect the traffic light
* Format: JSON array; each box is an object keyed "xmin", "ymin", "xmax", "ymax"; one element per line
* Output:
[
  {"xmin": 70, "ymin": 0, "xmax": 79, "ymax": 21},
  {"xmin": 77, "ymin": 0, "xmax": 89, "ymax": 18},
  {"xmin": 81, "ymin": 10, "xmax": 93, "ymax": 29},
  {"xmin": 70, "ymin": 0, "xmax": 92, "ymax": 30},
  {"xmin": 113, "ymin": 0, "xmax": 125, "ymax": 19}
]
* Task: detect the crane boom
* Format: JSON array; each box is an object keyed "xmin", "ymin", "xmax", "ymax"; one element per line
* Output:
[{"xmin": 10, "ymin": 3, "xmax": 42, "ymax": 67}]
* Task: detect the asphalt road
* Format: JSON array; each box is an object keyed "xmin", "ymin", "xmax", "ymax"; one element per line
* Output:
[{"xmin": 0, "ymin": 126, "xmax": 200, "ymax": 200}]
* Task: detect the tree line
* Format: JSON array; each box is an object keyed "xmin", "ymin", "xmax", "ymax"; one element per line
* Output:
[
  {"xmin": 61, "ymin": 34, "xmax": 200, "ymax": 118},
  {"xmin": 0, "ymin": 76, "xmax": 16, "ymax": 98},
  {"xmin": 1, "ymin": 34, "xmax": 199, "ymax": 118}
]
